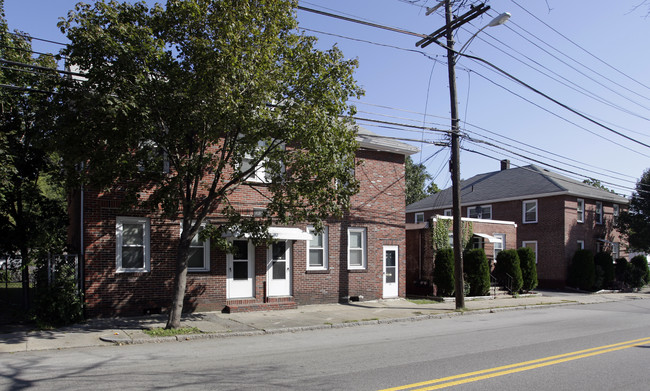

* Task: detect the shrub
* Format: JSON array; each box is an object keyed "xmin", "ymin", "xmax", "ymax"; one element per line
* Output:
[
  {"xmin": 433, "ymin": 248, "xmax": 455, "ymax": 297},
  {"xmin": 568, "ymin": 249, "xmax": 595, "ymax": 291},
  {"xmin": 615, "ymin": 257, "xmax": 628, "ymax": 284},
  {"xmin": 463, "ymin": 249, "xmax": 490, "ymax": 296},
  {"xmin": 628, "ymin": 255, "xmax": 650, "ymax": 289},
  {"xmin": 32, "ymin": 259, "xmax": 83, "ymax": 328},
  {"xmin": 593, "ymin": 252, "xmax": 615, "ymax": 290},
  {"xmin": 494, "ymin": 249, "xmax": 523, "ymax": 293},
  {"xmin": 517, "ymin": 247, "xmax": 538, "ymax": 292}
]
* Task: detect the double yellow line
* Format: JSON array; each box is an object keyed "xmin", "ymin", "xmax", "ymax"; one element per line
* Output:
[{"xmin": 381, "ymin": 337, "xmax": 650, "ymax": 391}]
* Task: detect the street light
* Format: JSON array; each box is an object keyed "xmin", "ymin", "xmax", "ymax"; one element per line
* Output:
[{"xmin": 458, "ymin": 12, "xmax": 511, "ymax": 55}]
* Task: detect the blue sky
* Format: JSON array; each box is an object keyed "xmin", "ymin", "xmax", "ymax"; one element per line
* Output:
[{"xmin": 6, "ymin": 0, "xmax": 650, "ymax": 197}]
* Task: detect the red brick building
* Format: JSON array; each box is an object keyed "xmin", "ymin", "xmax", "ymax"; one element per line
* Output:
[
  {"xmin": 406, "ymin": 162, "xmax": 629, "ymax": 288},
  {"xmin": 69, "ymin": 127, "xmax": 418, "ymax": 316}
]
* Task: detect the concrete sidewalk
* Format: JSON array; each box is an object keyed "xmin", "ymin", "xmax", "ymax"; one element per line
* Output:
[{"xmin": 2, "ymin": 289, "xmax": 649, "ymax": 354}]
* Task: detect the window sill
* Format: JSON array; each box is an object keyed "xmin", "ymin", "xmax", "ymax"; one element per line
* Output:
[
  {"xmin": 305, "ymin": 269, "xmax": 329, "ymax": 274},
  {"xmin": 347, "ymin": 268, "xmax": 368, "ymax": 273}
]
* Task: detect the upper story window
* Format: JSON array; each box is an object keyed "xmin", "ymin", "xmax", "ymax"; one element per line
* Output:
[
  {"xmin": 347, "ymin": 227, "xmax": 367, "ymax": 270},
  {"xmin": 595, "ymin": 201, "xmax": 603, "ymax": 225},
  {"xmin": 307, "ymin": 226, "xmax": 328, "ymax": 271},
  {"xmin": 613, "ymin": 204, "xmax": 620, "ymax": 223},
  {"xmin": 116, "ymin": 216, "xmax": 150, "ymax": 273},
  {"xmin": 522, "ymin": 200, "xmax": 538, "ymax": 224},
  {"xmin": 577, "ymin": 240, "xmax": 584, "ymax": 250},
  {"xmin": 414, "ymin": 213, "xmax": 424, "ymax": 223},
  {"xmin": 241, "ymin": 140, "xmax": 269, "ymax": 183},
  {"xmin": 181, "ymin": 223, "xmax": 210, "ymax": 272},
  {"xmin": 468, "ymin": 205, "xmax": 492, "ymax": 219},
  {"xmin": 577, "ymin": 199, "xmax": 585, "ymax": 223},
  {"xmin": 443, "ymin": 209, "xmax": 452, "ymax": 217}
]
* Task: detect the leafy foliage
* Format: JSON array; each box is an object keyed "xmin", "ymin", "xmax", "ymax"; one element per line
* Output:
[
  {"xmin": 494, "ymin": 249, "xmax": 523, "ymax": 293},
  {"xmin": 517, "ymin": 247, "xmax": 538, "ymax": 292},
  {"xmin": 617, "ymin": 168, "xmax": 650, "ymax": 252},
  {"xmin": 568, "ymin": 249, "xmax": 595, "ymax": 291},
  {"xmin": 405, "ymin": 156, "xmax": 439, "ymax": 205},
  {"xmin": 55, "ymin": 0, "xmax": 363, "ymax": 328},
  {"xmin": 433, "ymin": 247, "xmax": 454, "ymax": 297},
  {"xmin": 0, "ymin": 2, "xmax": 67, "ymax": 309},
  {"xmin": 628, "ymin": 255, "xmax": 650, "ymax": 289},
  {"xmin": 463, "ymin": 248, "xmax": 490, "ymax": 296},
  {"xmin": 593, "ymin": 251, "xmax": 614, "ymax": 290},
  {"xmin": 32, "ymin": 258, "xmax": 83, "ymax": 328}
]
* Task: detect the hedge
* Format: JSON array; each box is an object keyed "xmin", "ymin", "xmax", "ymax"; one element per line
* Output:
[
  {"xmin": 495, "ymin": 249, "xmax": 523, "ymax": 293},
  {"xmin": 463, "ymin": 248, "xmax": 490, "ymax": 296},
  {"xmin": 517, "ymin": 247, "xmax": 538, "ymax": 292},
  {"xmin": 433, "ymin": 248, "xmax": 455, "ymax": 297},
  {"xmin": 593, "ymin": 252, "xmax": 615, "ymax": 290},
  {"xmin": 568, "ymin": 249, "xmax": 595, "ymax": 291}
]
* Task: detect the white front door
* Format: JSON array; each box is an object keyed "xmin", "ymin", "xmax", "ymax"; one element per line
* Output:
[
  {"xmin": 383, "ymin": 245, "xmax": 398, "ymax": 298},
  {"xmin": 227, "ymin": 240, "xmax": 254, "ymax": 299},
  {"xmin": 267, "ymin": 241, "xmax": 291, "ymax": 297}
]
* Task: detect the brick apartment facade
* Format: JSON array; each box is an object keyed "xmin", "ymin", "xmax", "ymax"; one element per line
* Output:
[
  {"xmin": 406, "ymin": 163, "xmax": 629, "ymax": 288},
  {"xmin": 69, "ymin": 127, "xmax": 418, "ymax": 316}
]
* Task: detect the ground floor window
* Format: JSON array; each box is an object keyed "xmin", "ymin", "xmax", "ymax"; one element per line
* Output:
[
  {"xmin": 348, "ymin": 227, "xmax": 367, "ymax": 270},
  {"xmin": 307, "ymin": 226, "xmax": 328, "ymax": 270},
  {"xmin": 522, "ymin": 240, "xmax": 537, "ymax": 264},
  {"xmin": 116, "ymin": 216, "xmax": 150, "ymax": 272}
]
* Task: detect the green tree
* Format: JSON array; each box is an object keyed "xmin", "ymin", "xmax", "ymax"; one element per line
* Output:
[
  {"xmin": 568, "ymin": 249, "xmax": 595, "ymax": 291},
  {"xmin": 617, "ymin": 169, "xmax": 650, "ymax": 252},
  {"xmin": 0, "ymin": 1, "xmax": 67, "ymax": 309},
  {"xmin": 495, "ymin": 249, "xmax": 523, "ymax": 293},
  {"xmin": 56, "ymin": 0, "xmax": 363, "ymax": 328},
  {"xmin": 405, "ymin": 156, "xmax": 439, "ymax": 205},
  {"xmin": 583, "ymin": 178, "xmax": 615, "ymax": 193},
  {"xmin": 463, "ymin": 248, "xmax": 490, "ymax": 296},
  {"xmin": 433, "ymin": 247, "xmax": 454, "ymax": 297},
  {"xmin": 517, "ymin": 247, "xmax": 538, "ymax": 292}
]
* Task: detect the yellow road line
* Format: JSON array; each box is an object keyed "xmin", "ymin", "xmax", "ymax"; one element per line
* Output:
[{"xmin": 380, "ymin": 337, "xmax": 650, "ymax": 391}]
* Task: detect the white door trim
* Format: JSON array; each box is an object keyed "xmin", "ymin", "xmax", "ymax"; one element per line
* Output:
[
  {"xmin": 383, "ymin": 245, "xmax": 399, "ymax": 298},
  {"xmin": 267, "ymin": 240, "xmax": 292, "ymax": 297},
  {"xmin": 226, "ymin": 239, "xmax": 255, "ymax": 299}
]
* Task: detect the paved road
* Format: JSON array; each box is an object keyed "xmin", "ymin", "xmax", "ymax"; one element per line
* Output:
[{"xmin": 1, "ymin": 298, "xmax": 649, "ymax": 390}]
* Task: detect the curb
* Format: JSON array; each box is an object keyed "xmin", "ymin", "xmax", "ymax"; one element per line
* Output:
[{"xmin": 97, "ymin": 300, "xmax": 582, "ymax": 346}]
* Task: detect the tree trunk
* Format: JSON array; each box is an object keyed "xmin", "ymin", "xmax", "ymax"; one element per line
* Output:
[
  {"xmin": 20, "ymin": 246, "xmax": 30, "ymax": 310},
  {"xmin": 166, "ymin": 239, "xmax": 190, "ymax": 329}
]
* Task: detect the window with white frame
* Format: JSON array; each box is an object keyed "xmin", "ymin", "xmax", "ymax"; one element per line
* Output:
[
  {"xmin": 522, "ymin": 200, "xmax": 538, "ymax": 224},
  {"xmin": 613, "ymin": 204, "xmax": 619, "ymax": 223},
  {"xmin": 613, "ymin": 242, "xmax": 620, "ymax": 259},
  {"xmin": 307, "ymin": 226, "xmax": 328, "ymax": 270},
  {"xmin": 414, "ymin": 213, "xmax": 424, "ymax": 223},
  {"xmin": 241, "ymin": 140, "xmax": 269, "ymax": 183},
  {"xmin": 347, "ymin": 227, "xmax": 367, "ymax": 270},
  {"xmin": 595, "ymin": 201, "xmax": 603, "ymax": 224},
  {"xmin": 494, "ymin": 233, "xmax": 506, "ymax": 260},
  {"xmin": 577, "ymin": 199, "xmax": 585, "ymax": 223},
  {"xmin": 522, "ymin": 240, "xmax": 538, "ymax": 263},
  {"xmin": 444, "ymin": 209, "xmax": 452, "ymax": 216},
  {"xmin": 577, "ymin": 240, "xmax": 584, "ymax": 250},
  {"xmin": 181, "ymin": 223, "xmax": 210, "ymax": 272},
  {"xmin": 116, "ymin": 217, "xmax": 150, "ymax": 272},
  {"xmin": 468, "ymin": 205, "xmax": 492, "ymax": 219},
  {"xmin": 471, "ymin": 236, "xmax": 484, "ymax": 249}
]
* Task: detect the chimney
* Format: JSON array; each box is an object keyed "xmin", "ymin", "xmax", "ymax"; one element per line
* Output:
[{"xmin": 500, "ymin": 159, "xmax": 510, "ymax": 171}]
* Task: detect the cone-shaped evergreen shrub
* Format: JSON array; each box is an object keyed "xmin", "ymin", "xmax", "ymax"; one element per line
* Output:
[
  {"xmin": 568, "ymin": 249, "xmax": 595, "ymax": 290},
  {"xmin": 463, "ymin": 248, "xmax": 490, "ymax": 296},
  {"xmin": 433, "ymin": 248, "xmax": 455, "ymax": 297},
  {"xmin": 594, "ymin": 252, "xmax": 615, "ymax": 290},
  {"xmin": 517, "ymin": 247, "xmax": 538, "ymax": 292},
  {"xmin": 629, "ymin": 255, "xmax": 650, "ymax": 289},
  {"xmin": 495, "ymin": 249, "xmax": 523, "ymax": 293}
]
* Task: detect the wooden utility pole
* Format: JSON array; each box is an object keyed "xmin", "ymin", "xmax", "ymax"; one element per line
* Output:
[{"xmin": 416, "ymin": 1, "xmax": 491, "ymax": 310}]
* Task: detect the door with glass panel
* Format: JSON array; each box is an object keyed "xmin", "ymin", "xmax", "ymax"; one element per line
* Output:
[
  {"xmin": 383, "ymin": 245, "xmax": 398, "ymax": 298},
  {"xmin": 227, "ymin": 240, "xmax": 254, "ymax": 299},
  {"xmin": 267, "ymin": 241, "xmax": 291, "ymax": 297}
]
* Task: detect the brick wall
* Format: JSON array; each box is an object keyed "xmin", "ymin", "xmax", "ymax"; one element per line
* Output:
[{"xmin": 79, "ymin": 148, "xmax": 408, "ymax": 316}]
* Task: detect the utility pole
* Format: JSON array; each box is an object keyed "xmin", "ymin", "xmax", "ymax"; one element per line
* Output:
[
  {"xmin": 416, "ymin": 1, "xmax": 491, "ymax": 310},
  {"xmin": 444, "ymin": 0, "xmax": 464, "ymax": 310}
]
